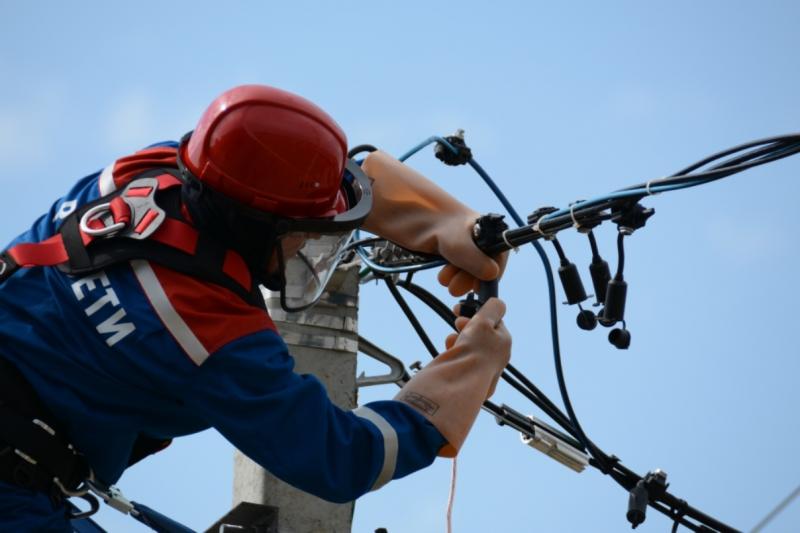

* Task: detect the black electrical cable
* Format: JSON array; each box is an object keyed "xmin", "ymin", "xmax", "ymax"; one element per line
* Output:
[
  {"xmin": 393, "ymin": 279, "xmax": 583, "ymax": 440},
  {"xmin": 383, "ymin": 278, "xmax": 439, "ymax": 358},
  {"xmin": 550, "ymin": 238, "xmax": 569, "ymax": 264},
  {"xmin": 362, "ymin": 133, "xmax": 785, "ymax": 532},
  {"xmin": 392, "ymin": 279, "xmax": 588, "ymax": 443},
  {"xmin": 502, "ymin": 364, "xmax": 580, "ymax": 441},
  {"xmin": 588, "ymin": 230, "xmax": 601, "ymax": 259},
  {"xmin": 622, "ymin": 135, "xmax": 800, "ymax": 191},
  {"xmin": 615, "ymin": 232, "xmax": 625, "ymax": 279},
  {"xmin": 750, "ymin": 484, "xmax": 800, "ymax": 533},
  {"xmin": 388, "ymin": 261, "xmax": 740, "ymax": 531},
  {"xmin": 672, "ymin": 135, "xmax": 799, "ymax": 176},
  {"xmin": 348, "ymin": 144, "xmax": 378, "ymax": 158},
  {"xmin": 395, "ymin": 280, "xmax": 460, "ymax": 328}
]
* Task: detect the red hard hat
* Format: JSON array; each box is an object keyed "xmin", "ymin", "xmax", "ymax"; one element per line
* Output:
[{"xmin": 181, "ymin": 85, "xmax": 349, "ymax": 218}]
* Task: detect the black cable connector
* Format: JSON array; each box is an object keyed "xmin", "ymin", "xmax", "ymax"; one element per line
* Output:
[
  {"xmin": 587, "ymin": 231, "xmax": 611, "ymax": 306},
  {"xmin": 627, "ymin": 470, "xmax": 669, "ymax": 529},
  {"xmin": 435, "ymin": 129, "xmax": 472, "ymax": 166},
  {"xmin": 602, "ymin": 231, "xmax": 632, "ymax": 348},
  {"xmin": 550, "ymin": 238, "xmax": 588, "ymax": 305}
]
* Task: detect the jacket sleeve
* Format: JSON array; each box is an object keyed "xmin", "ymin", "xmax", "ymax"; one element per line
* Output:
[{"xmin": 181, "ymin": 329, "xmax": 445, "ymax": 503}]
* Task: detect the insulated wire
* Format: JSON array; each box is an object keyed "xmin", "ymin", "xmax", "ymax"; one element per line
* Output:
[
  {"xmin": 398, "ymin": 135, "xmax": 607, "ymax": 466},
  {"xmin": 374, "ymin": 134, "xmax": 788, "ymax": 531},
  {"xmin": 393, "ymin": 279, "xmax": 582, "ymax": 443},
  {"xmin": 749, "ymin": 484, "xmax": 800, "ymax": 533}
]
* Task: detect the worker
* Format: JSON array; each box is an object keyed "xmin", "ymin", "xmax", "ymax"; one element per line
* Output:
[{"xmin": 0, "ymin": 84, "xmax": 511, "ymax": 531}]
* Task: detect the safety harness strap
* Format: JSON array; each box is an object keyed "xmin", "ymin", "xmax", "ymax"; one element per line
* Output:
[
  {"xmin": 0, "ymin": 168, "xmax": 263, "ymax": 308},
  {"xmin": 0, "ymin": 358, "xmax": 90, "ymax": 494},
  {"xmin": 0, "ymin": 405, "xmax": 88, "ymax": 490}
]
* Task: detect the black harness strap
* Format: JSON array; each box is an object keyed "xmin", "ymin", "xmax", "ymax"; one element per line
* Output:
[
  {"xmin": 0, "ymin": 166, "xmax": 272, "ymax": 497},
  {"xmin": 0, "ymin": 358, "xmax": 89, "ymax": 494},
  {"xmin": 2, "ymin": 168, "xmax": 266, "ymax": 309}
]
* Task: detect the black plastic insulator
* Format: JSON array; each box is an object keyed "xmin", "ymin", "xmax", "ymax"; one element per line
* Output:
[
  {"xmin": 473, "ymin": 213, "xmax": 509, "ymax": 253},
  {"xmin": 609, "ymin": 328, "xmax": 631, "ymax": 349},
  {"xmin": 559, "ymin": 262, "xmax": 588, "ymax": 305},
  {"xmin": 614, "ymin": 202, "xmax": 655, "ymax": 231},
  {"xmin": 576, "ymin": 309, "xmax": 597, "ymax": 331},
  {"xmin": 626, "ymin": 480, "xmax": 649, "ymax": 528},
  {"xmin": 602, "ymin": 278, "xmax": 627, "ymax": 324},
  {"xmin": 435, "ymin": 131, "xmax": 472, "ymax": 166},
  {"xmin": 526, "ymin": 206, "xmax": 558, "ymax": 225},
  {"xmin": 589, "ymin": 257, "xmax": 611, "ymax": 305},
  {"xmin": 459, "ymin": 293, "xmax": 481, "ymax": 318}
]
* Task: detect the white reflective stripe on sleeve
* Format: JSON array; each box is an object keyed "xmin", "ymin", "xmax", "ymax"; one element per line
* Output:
[
  {"xmin": 98, "ymin": 163, "xmax": 116, "ymax": 195},
  {"xmin": 352, "ymin": 406, "xmax": 398, "ymax": 491},
  {"xmin": 131, "ymin": 260, "xmax": 210, "ymax": 365}
]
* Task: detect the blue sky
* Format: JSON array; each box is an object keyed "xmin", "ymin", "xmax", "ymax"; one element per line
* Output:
[{"xmin": 2, "ymin": 1, "xmax": 800, "ymax": 531}]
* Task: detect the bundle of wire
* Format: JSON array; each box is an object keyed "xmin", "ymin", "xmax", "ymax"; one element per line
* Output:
[{"xmin": 349, "ymin": 133, "xmax": 800, "ymax": 532}]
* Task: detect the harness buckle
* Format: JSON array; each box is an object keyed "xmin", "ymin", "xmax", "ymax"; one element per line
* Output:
[
  {"xmin": 79, "ymin": 203, "xmax": 127, "ymax": 237},
  {"xmin": 78, "ymin": 177, "xmax": 167, "ymax": 241},
  {"xmin": 87, "ymin": 479, "xmax": 135, "ymax": 515}
]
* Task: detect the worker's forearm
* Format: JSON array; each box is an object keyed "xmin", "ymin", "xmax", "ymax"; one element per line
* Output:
[{"xmin": 360, "ymin": 150, "xmax": 479, "ymax": 254}]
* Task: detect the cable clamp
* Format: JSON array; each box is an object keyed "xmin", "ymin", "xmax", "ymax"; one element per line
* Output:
[
  {"xmin": 532, "ymin": 214, "xmax": 554, "ymax": 240},
  {"xmin": 501, "ymin": 229, "xmax": 518, "ymax": 252},
  {"xmin": 569, "ymin": 200, "xmax": 593, "ymax": 233}
]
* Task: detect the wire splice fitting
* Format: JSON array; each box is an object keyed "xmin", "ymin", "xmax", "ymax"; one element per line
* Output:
[
  {"xmin": 586, "ymin": 230, "xmax": 612, "ymax": 306},
  {"xmin": 590, "ymin": 256, "xmax": 612, "ymax": 306},
  {"xmin": 559, "ymin": 260, "xmax": 589, "ymax": 305},
  {"xmin": 613, "ymin": 202, "xmax": 655, "ymax": 233},
  {"xmin": 458, "ymin": 293, "xmax": 481, "ymax": 318},
  {"xmin": 627, "ymin": 470, "xmax": 669, "ymax": 529},
  {"xmin": 549, "ymin": 236, "xmax": 589, "ymax": 306},
  {"xmin": 435, "ymin": 129, "xmax": 472, "ymax": 166},
  {"xmin": 472, "ymin": 213, "xmax": 510, "ymax": 252},
  {"xmin": 602, "ymin": 278, "xmax": 628, "ymax": 324}
]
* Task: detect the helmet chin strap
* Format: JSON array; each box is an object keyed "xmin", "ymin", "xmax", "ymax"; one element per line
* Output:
[{"xmin": 260, "ymin": 239, "xmax": 286, "ymax": 292}]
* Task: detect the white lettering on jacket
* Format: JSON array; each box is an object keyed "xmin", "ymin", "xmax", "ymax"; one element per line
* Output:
[
  {"xmin": 71, "ymin": 272, "xmax": 136, "ymax": 346},
  {"xmin": 52, "ymin": 200, "xmax": 77, "ymax": 222}
]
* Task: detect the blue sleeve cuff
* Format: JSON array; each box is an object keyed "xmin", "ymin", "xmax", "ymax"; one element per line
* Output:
[{"xmin": 361, "ymin": 400, "xmax": 446, "ymax": 479}]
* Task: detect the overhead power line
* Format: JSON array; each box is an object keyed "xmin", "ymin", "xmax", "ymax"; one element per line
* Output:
[{"xmin": 750, "ymin": 484, "xmax": 800, "ymax": 533}]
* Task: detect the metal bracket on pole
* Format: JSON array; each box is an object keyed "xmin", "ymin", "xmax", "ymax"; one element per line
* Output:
[{"xmin": 356, "ymin": 335, "xmax": 409, "ymax": 387}]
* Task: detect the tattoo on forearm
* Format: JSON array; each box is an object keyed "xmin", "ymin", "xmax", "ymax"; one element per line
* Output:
[{"xmin": 400, "ymin": 392, "xmax": 440, "ymax": 416}]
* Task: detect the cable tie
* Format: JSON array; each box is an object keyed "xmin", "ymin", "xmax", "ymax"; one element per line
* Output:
[
  {"xmin": 501, "ymin": 229, "xmax": 519, "ymax": 253},
  {"xmin": 645, "ymin": 177, "xmax": 666, "ymax": 196},
  {"xmin": 533, "ymin": 214, "xmax": 554, "ymax": 240},
  {"xmin": 569, "ymin": 200, "xmax": 587, "ymax": 232}
]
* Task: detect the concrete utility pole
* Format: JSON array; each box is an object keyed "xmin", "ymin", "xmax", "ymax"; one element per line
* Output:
[{"xmin": 232, "ymin": 262, "xmax": 360, "ymax": 533}]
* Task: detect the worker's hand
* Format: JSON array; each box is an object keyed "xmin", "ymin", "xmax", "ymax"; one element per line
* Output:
[
  {"xmin": 395, "ymin": 297, "xmax": 512, "ymax": 457},
  {"xmin": 444, "ymin": 298, "xmax": 511, "ymax": 398},
  {"xmin": 359, "ymin": 151, "xmax": 508, "ymax": 295},
  {"xmin": 437, "ymin": 233, "xmax": 508, "ymax": 296}
]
